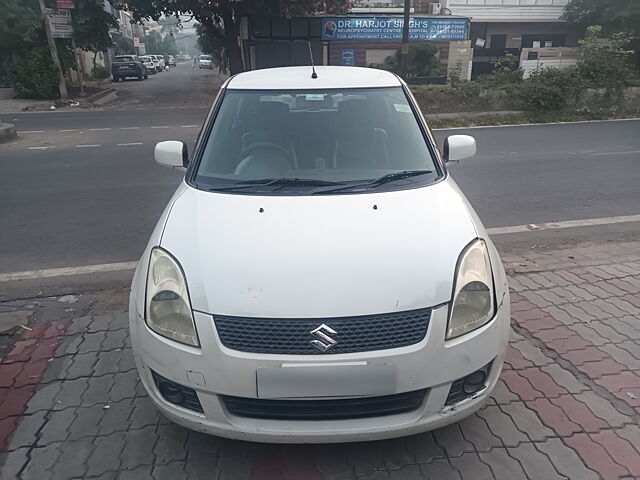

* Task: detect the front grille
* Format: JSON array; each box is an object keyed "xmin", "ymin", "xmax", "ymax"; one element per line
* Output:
[
  {"xmin": 222, "ymin": 389, "xmax": 428, "ymax": 420},
  {"xmin": 214, "ymin": 308, "xmax": 431, "ymax": 355}
]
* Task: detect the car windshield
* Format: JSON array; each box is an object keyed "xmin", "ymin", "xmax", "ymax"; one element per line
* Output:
[
  {"xmin": 194, "ymin": 87, "xmax": 440, "ymax": 195},
  {"xmin": 114, "ymin": 56, "xmax": 135, "ymax": 62},
  {"xmin": 200, "ymin": 56, "xmax": 211, "ymax": 60}
]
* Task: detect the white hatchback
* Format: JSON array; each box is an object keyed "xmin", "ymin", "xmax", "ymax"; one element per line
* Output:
[{"xmin": 129, "ymin": 66, "xmax": 510, "ymax": 443}]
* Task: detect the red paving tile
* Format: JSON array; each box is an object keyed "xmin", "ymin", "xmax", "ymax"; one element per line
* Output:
[
  {"xmin": 4, "ymin": 339, "xmax": 37, "ymax": 363},
  {"xmin": 590, "ymin": 430, "xmax": 640, "ymax": 477},
  {"xmin": 526, "ymin": 398, "xmax": 582, "ymax": 436},
  {"xmin": 596, "ymin": 371, "xmax": 640, "ymax": 392},
  {"xmin": 519, "ymin": 367, "xmax": 568, "ymax": 398},
  {"xmin": 249, "ymin": 446, "xmax": 285, "ymax": 480},
  {"xmin": 563, "ymin": 346, "xmax": 610, "ymax": 365},
  {"xmin": 0, "ymin": 363, "xmax": 24, "ymax": 388},
  {"xmin": 0, "ymin": 385, "xmax": 35, "ymax": 420},
  {"xmin": 500, "ymin": 370, "xmax": 543, "ymax": 401},
  {"xmin": 12, "ymin": 360, "xmax": 49, "ymax": 388},
  {"xmin": 565, "ymin": 433, "xmax": 630, "ymax": 480},
  {"xmin": 504, "ymin": 346, "xmax": 534, "ymax": 370},
  {"xmin": 579, "ymin": 359, "xmax": 627, "ymax": 379},
  {"xmin": 550, "ymin": 395, "xmax": 610, "ymax": 432},
  {"xmin": 282, "ymin": 447, "xmax": 322, "ymax": 480}
]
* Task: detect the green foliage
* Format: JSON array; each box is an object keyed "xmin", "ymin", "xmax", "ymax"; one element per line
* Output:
[
  {"xmin": 113, "ymin": 34, "xmax": 134, "ymax": 55},
  {"xmin": 195, "ymin": 22, "xmax": 228, "ymax": 72},
  {"xmin": 563, "ymin": 0, "xmax": 640, "ymax": 36},
  {"xmin": 382, "ymin": 42, "xmax": 440, "ymax": 77},
  {"xmin": 72, "ymin": 0, "xmax": 119, "ymax": 56},
  {"xmin": 521, "ymin": 67, "xmax": 583, "ymax": 113},
  {"xmin": 0, "ymin": 0, "xmax": 41, "ymax": 57},
  {"xmin": 161, "ymin": 34, "xmax": 178, "ymax": 56},
  {"xmin": 91, "ymin": 65, "xmax": 110, "ymax": 79},
  {"xmin": 476, "ymin": 53, "xmax": 524, "ymax": 86},
  {"xmin": 142, "ymin": 31, "xmax": 162, "ymax": 55},
  {"xmin": 577, "ymin": 25, "xmax": 633, "ymax": 87},
  {"xmin": 9, "ymin": 47, "xmax": 58, "ymax": 98}
]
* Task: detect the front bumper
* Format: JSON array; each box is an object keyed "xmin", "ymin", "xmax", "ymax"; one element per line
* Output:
[{"xmin": 129, "ymin": 300, "xmax": 510, "ymax": 443}]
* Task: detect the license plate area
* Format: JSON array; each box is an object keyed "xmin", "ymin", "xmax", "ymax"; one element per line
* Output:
[{"xmin": 256, "ymin": 364, "xmax": 396, "ymax": 399}]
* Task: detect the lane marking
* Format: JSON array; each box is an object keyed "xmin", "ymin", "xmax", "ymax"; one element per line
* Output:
[
  {"xmin": 433, "ymin": 117, "xmax": 640, "ymax": 131},
  {"xmin": 486, "ymin": 214, "xmax": 640, "ymax": 236},
  {"xmin": 90, "ymin": 128, "xmax": 111, "ymax": 131},
  {"xmin": 181, "ymin": 124, "xmax": 199, "ymax": 128},
  {"xmin": 27, "ymin": 146, "xmax": 50, "ymax": 150},
  {"xmin": 60, "ymin": 129, "xmax": 79, "ymax": 132},
  {"xmin": 20, "ymin": 130, "xmax": 45, "ymax": 134},
  {"xmin": 76, "ymin": 144, "xmax": 100, "ymax": 148},
  {"xmin": 590, "ymin": 150, "xmax": 640, "ymax": 156},
  {"xmin": 151, "ymin": 126, "xmax": 169, "ymax": 129},
  {"xmin": 121, "ymin": 127, "xmax": 139, "ymax": 130},
  {"xmin": 117, "ymin": 142, "xmax": 143, "ymax": 146},
  {"xmin": 3, "ymin": 213, "xmax": 640, "ymax": 282},
  {"xmin": 0, "ymin": 262, "xmax": 138, "ymax": 283}
]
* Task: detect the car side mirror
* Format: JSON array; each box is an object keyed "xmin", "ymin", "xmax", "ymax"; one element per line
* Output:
[
  {"xmin": 443, "ymin": 135, "xmax": 476, "ymax": 162},
  {"xmin": 154, "ymin": 141, "xmax": 189, "ymax": 169}
]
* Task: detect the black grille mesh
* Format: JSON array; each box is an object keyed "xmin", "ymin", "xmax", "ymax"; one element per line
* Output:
[
  {"xmin": 213, "ymin": 308, "xmax": 431, "ymax": 355},
  {"xmin": 222, "ymin": 389, "xmax": 428, "ymax": 420}
]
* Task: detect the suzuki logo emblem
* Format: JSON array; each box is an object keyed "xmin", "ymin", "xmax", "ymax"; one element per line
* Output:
[{"xmin": 309, "ymin": 324, "xmax": 337, "ymax": 352}]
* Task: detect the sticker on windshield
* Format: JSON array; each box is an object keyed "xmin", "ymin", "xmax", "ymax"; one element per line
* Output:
[
  {"xmin": 394, "ymin": 103, "xmax": 412, "ymax": 113},
  {"xmin": 305, "ymin": 94, "xmax": 326, "ymax": 101}
]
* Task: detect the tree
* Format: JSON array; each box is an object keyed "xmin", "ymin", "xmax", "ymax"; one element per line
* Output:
[
  {"xmin": 195, "ymin": 22, "xmax": 227, "ymax": 72},
  {"xmin": 0, "ymin": 0, "xmax": 41, "ymax": 58},
  {"xmin": 111, "ymin": 0, "xmax": 350, "ymax": 74},
  {"xmin": 142, "ymin": 30, "xmax": 162, "ymax": 54},
  {"xmin": 161, "ymin": 33, "xmax": 178, "ymax": 56},
  {"xmin": 113, "ymin": 32, "xmax": 134, "ymax": 55},
  {"xmin": 563, "ymin": 0, "xmax": 640, "ymax": 36},
  {"xmin": 382, "ymin": 42, "xmax": 439, "ymax": 78},
  {"xmin": 564, "ymin": 0, "xmax": 640, "ymax": 64},
  {"xmin": 71, "ymin": 0, "xmax": 119, "ymax": 70}
]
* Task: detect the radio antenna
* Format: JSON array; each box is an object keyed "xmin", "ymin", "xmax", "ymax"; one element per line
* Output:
[{"xmin": 308, "ymin": 41, "xmax": 318, "ymax": 79}]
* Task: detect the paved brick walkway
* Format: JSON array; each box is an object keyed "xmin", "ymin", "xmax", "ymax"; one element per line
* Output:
[{"xmin": 1, "ymin": 239, "xmax": 639, "ymax": 479}]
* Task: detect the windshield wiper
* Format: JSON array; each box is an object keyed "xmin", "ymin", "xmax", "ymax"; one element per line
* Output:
[
  {"xmin": 312, "ymin": 170, "xmax": 434, "ymax": 195},
  {"xmin": 368, "ymin": 170, "xmax": 434, "ymax": 186},
  {"xmin": 203, "ymin": 178, "xmax": 343, "ymax": 192}
]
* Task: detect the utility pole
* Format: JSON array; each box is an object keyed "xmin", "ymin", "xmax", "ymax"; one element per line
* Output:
[
  {"xmin": 400, "ymin": 0, "xmax": 411, "ymax": 78},
  {"xmin": 38, "ymin": 0, "xmax": 68, "ymax": 99}
]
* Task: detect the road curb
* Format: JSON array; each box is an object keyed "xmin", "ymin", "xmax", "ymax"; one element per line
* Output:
[
  {"xmin": 85, "ymin": 88, "xmax": 116, "ymax": 105},
  {"xmin": 0, "ymin": 122, "xmax": 17, "ymax": 143}
]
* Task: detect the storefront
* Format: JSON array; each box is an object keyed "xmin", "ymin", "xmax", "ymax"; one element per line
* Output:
[{"xmin": 240, "ymin": 15, "xmax": 472, "ymax": 79}]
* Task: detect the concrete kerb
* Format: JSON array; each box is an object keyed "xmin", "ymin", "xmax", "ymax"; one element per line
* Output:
[{"xmin": 0, "ymin": 121, "xmax": 17, "ymax": 143}]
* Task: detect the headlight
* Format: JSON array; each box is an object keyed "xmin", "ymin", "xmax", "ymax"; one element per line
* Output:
[
  {"xmin": 446, "ymin": 239, "xmax": 495, "ymax": 340},
  {"xmin": 145, "ymin": 248, "xmax": 200, "ymax": 347}
]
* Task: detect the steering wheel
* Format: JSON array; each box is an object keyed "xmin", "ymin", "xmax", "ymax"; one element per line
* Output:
[{"xmin": 238, "ymin": 141, "xmax": 293, "ymax": 166}]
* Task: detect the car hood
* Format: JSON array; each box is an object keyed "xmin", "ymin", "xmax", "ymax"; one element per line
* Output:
[{"xmin": 161, "ymin": 178, "xmax": 479, "ymax": 317}]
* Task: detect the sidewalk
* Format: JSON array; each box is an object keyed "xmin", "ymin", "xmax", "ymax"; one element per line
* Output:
[{"xmin": 1, "ymin": 239, "xmax": 639, "ymax": 479}]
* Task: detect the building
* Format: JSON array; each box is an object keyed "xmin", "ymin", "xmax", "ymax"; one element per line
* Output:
[
  {"xmin": 239, "ymin": 14, "xmax": 474, "ymax": 80},
  {"xmin": 440, "ymin": 0, "xmax": 584, "ymax": 77}
]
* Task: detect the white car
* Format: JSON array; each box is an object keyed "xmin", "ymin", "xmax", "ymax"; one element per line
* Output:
[
  {"xmin": 139, "ymin": 56, "xmax": 156, "ymax": 74},
  {"xmin": 198, "ymin": 55, "xmax": 213, "ymax": 69},
  {"xmin": 129, "ymin": 66, "xmax": 510, "ymax": 443}
]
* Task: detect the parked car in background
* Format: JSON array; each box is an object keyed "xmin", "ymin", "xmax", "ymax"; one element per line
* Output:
[
  {"xmin": 149, "ymin": 55, "xmax": 163, "ymax": 72},
  {"xmin": 130, "ymin": 66, "xmax": 511, "ymax": 443},
  {"xmin": 168, "ymin": 55, "xmax": 176, "ymax": 67},
  {"xmin": 111, "ymin": 55, "xmax": 148, "ymax": 82},
  {"xmin": 198, "ymin": 55, "xmax": 213, "ymax": 69},
  {"xmin": 139, "ymin": 56, "xmax": 156, "ymax": 75}
]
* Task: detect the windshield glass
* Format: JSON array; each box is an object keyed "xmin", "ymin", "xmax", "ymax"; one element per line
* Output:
[
  {"xmin": 114, "ymin": 56, "xmax": 135, "ymax": 62},
  {"xmin": 200, "ymin": 55, "xmax": 211, "ymax": 60},
  {"xmin": 194, "ymin": 87, "xmax": 440, "ymax": 195}
]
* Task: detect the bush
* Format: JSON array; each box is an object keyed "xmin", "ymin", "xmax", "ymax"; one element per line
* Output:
[
  {"xmin": 578, "ymin": 26, "xmax": 633, "ymax": 88},
  {"xmin": 92, "ymin": 65, "xmax": 110, "ymax": 79},
  {"xmin": 9, "ymin": 47, "xmax": 58, "ymax": 99},
  {"xmin": 521, "ymin": 67, "xmax": 583, "ymax": 113},
  {"xmin": 380, "ymin": 42, "xmax": 440, "ymax": 78}
]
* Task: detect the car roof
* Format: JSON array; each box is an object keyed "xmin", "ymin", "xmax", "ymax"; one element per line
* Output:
[{"xmin": 227, "ymin": 66, "xmax": 402, "ymax": 90}]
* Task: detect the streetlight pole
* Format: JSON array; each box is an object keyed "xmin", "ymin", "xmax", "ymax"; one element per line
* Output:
[
  {"xmin": 37, "ymin": 0, "xmax": 68, "ymax": 99},
  {"xmin": 399, "ymin": 0, "xmax": 411, "ymax": 78}
]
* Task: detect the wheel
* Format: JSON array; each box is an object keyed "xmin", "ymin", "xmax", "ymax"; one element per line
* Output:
[
  {"xmin": 138, "ymin": 73, "xmax": 144, "ymax": 81},
  {"xmin": 144, "ymin": 74, "xmax": 149, "ymax": 79},
  {"xmin": 112, "ymin": 76, "xmax": 119, "ymax": 82}
]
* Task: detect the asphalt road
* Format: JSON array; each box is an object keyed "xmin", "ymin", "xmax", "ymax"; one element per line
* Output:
[{"xmin": 1, "ymin": 67, "xmax": 639, "ymax": 274}]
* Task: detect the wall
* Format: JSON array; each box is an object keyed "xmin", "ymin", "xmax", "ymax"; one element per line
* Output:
[
  {"xmin": 445, "ymin": 0, "xmax": 567, "ymax": 21},
  {"xmin": 447, "ymin": 40, "xmax": 473, "ymax": 80},
  {"xmin": 469, "ymin": 22, "xmax": 583, "ymax": 48},
  {"xmin": 328, "ymin": 40, "xmax": 450, "ymax": 71}
]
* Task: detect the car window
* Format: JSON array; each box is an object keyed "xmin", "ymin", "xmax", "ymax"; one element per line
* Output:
[
  {"xmin": 114, "ymin": 56, "xmax": 135, "ymax": 62},
  {"xmin": 194, "ymin": 87, "xmax": 440, "ymax": 195}
]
